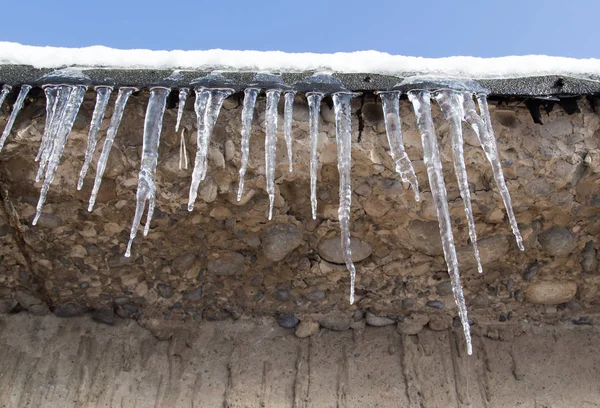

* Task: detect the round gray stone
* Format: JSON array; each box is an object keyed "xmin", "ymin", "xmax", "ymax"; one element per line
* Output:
[{"xmin": 317, "ymin": 236, "xmax": 372, "ymax": 264}]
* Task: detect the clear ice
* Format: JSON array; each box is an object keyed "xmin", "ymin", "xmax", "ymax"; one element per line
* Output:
[
  {"xmin": 265, "ymin": 89, "xmax": 281, "ymax": 220},
  {"xmin": 36, "ymin": 86, "xmax": 73, "ymax": 182},
  {"xmin": 125, "ymin": 87, "xmax": 170, "ymax": 257},
  {"xmin": 0, "ymin": 85, "xmax": 31, "ymax": 152},
  {"xmin": 307, "ymin": 92, "xmax": 324, "ymax": 219},
  {"xmin": 237, "ymin": 88, "xmax": 259, "ymax": 201},
  {"xmin": 33, "ymin": 85, "xmax": 87, "ymax": 225},
  {"xmin": 88, "ymin": 87, "xmax": 136, "ymax": 211},
  {"xmin": 378, "ymin": 91, "xmax": 420, "ymax": 201},
  {"xmin": 188, "ymin": 88, "xmax": 233, "ymax": 211},
  {"xmin": 471, "ymin": 94, "xmax": 524, "ymax": 251},
  {"xmin": 0, "ymin": 85, "xmax": 11, "ymax": 108},
  {"xmin": 408, "ymin": 90, "xmax": 472, "ymax": 355},
  {"xmin": 434, "ymin": 90, "xmax": 482, "ymax": 274},
  {"xmin": 333, "ymin": 92, "xmax": 359, "ymax": 304},
  {"xmin": 283, "ymin": 91, "xmax": 295, "ymax": 173},
  {"xmin": 77, "ymin": 86, "xmax": 113, "ymax": 190},
  {"xmin": 175, "ymin": 88, "xmax": 189, "ymax": 132}
]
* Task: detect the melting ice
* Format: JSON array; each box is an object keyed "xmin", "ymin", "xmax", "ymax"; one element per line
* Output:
[
  {"xmin": 307, "ymin": 92, "xmax": 324, "ymax": 219},
  {"xmin": 237, "ymin": 87, "xmax": 259, "ymax": 201},
  {"xmin": 265, "ymin": 89, "xmax": 281, "ymax": 219}
]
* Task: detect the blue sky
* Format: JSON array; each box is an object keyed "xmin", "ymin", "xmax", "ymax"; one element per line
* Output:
[{"xmin": 3, "ymin": 0, "xmax": 598, "ymax": 58}]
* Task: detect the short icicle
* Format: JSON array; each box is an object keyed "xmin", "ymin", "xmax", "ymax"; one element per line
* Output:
[
  {"xmin": 33, "ymin": 85, "xmax": 87, "ymax": 225},
  {"xmin": 237, "ymin": 88, "xmax": 259, "ymax": 201},
  {"xmin": 88, "ymin": 87, "xmax": 136, "ymax": 211},
  {"xmin": 125, "ymin": 87, "xmax": 170, "ymax": 257},
  {"xmin": 378, "ymin": 91, "xmax": 420, "ymax": 201},
  {"xmin": 0, "ymin": 85, "xmax": 31, "ymax": 152},
  {"xmin": 408, "ymin": 90, "xmax": 472, "ymax": 355},
  {"xmin": 0, "ymin": 85, "xmax": 11, "ymax": 108},
  {"xmin": 307, "ymin": 92, "xmax": 324, "ymax": 219},
  {"xmin": 332, "ymin": 92, "xmax": 359, "ymax": 305},
  {"xmin": 283, "ymin": 91, "xmax": 295, "ymax": 173},
  {"xmin": 36, "ymin": 86, "xmax": 73, "ymax": 182},
  {"xmin": 265, "ymin": 89, "xmax": 281, "ymax": 219},
  {"xmin": 435, "ymin": 90, "xmax": 483, "ymax": 274},
  {"xmin": 77, "ymin": 86, "xmax": 113, "ymax": 190},
  {"xmin": 471, "ymin": 94, "xmax": 524, "ymax": 251},
  {"xmin": 188, "ymin": 88, "xmax": 233, "ymax": 211},
  {"xmin": 175, "ymin": 88, "xmax": 189, "ymax": 132}
]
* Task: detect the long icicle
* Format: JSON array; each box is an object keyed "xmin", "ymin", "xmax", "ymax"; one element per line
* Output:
[
  {"xmin": 33, "ymin": 85, "xmax": 87, "ymax": 225},
  {"xmin": 0, "ymin": 85, "xmax": 11, "ymax": 108},
  {"xmin": 307, "ymin": 92, "xmax": 324, "ymax": 220},
  {"xmin": 88, "ymin": 87, "xmax": 136, "ymax": 211},
  {"xmin": 471, "ymin": 94, "xmax": 524, "ymax": 251},
  {"xmin": 265, "ymin": 89, "xmax": 281, "ymax": 220},
  {"xmin": 237, "ymin": 88, "xmax": 259, "ymax": 201},
  {"xmin": 0, "ymin": 85, "xmax": 31, "ymax": 152},
  {"xmin": 378, "ymin": 91, "xmax": 420, "ymax": 201},
  {"xmin": 125, "ymin": 87, "xmax": 170, "ymax": 257},
  {"xmin": 36, "ymin": 86, "xmax": 72, "ymax": 182},
  {"xmin": 35, "ymin": 86, "xmax": 58, "ymax": 163},
  {"xmin": 188, "ymin": 88, "xmax": 233, "ymax": 211},
  {"xmin": 77, "ymin": 86, "xmax": 113, "ymax": 190},
  {"xmin": 175, "ymin": 88, "xmax": 189, "ymax": 132},
  {"xmin": 408, "ymin": 90, "xmax": 472, "ymax": 355},
  {"xmin": 332, "ymin": 92, "xmax": 359, "ymax": 305},
  {"xmin": 283, "ymin": 90, "xmax": 295, "ymax": 173},
  {"xmin": 435, "ymin": 90, "xmax": 483, "ymax": 274}
]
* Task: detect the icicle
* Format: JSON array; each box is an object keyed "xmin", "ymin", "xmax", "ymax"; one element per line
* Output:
[
  {"xmin": 0, "ymin": 85, "xmax": 11, "ymax": 108},
  {"xmin": 307, "ymin": 92, "xmax": 324, "ymax": 220},
  {"xmin": 434, "ymin": 90, "xmax": 482, "ymax": 274},
  {"xmin": 408, "ymin": 90, "xmax": 472, "ymax": 356},
  {"xmin": 0, "ymin": 85, "xmax": 31, "ymax": 152},
  {"xmin": 265, "ymin": 89, "xmax": 281, "ymax": 220},
  {"xmin": 35, "ymin": 86, "xmax": 73, "ymax": 182},
  {"xmin": 33, "ymin": 85, "xmax": 87, "ymax": 225},
  {"xmin": 175, "ymin": 88, "xmax": 189, "ymax": 132},
  {"xmin": 179, "ymin": 128, "xmax": 188, "ymax": 170},
  {"xmin": 283, "ymin": 91, "xmax": 295, "ymax": 173},
  {"xmin": 125, "ymin": 87, "xmax": 170, "ymax": 257},
  {"xmin": 36, "ymin": 86, "xmax": 58, "ymax": 163},
  {"xmin": 378, "ymin": 91, "xmax": 420, "ymax": 201},
  {"xmin": 88, "ymin": 87, "xmax": 135, "ymax": 211},
  {"xmin": 187, "ymin": 88, "xmax": 233, "ymax": 211},
  {"xmin": 332, "ymin": 92, "xmax": 359, "ymax": 304},
  {"xmin": 469, "ymin": 94, "xmax": 524, "ymax": 251},
  {"xmin": 237, "ymin": 88, "xmax": 259, "ymax": 201},
  {"xmin": 77, "ymin": 86, "xmax": 113, "ymax": 190}
]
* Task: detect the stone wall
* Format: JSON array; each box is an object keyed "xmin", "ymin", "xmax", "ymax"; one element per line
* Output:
[{"xmin": 0, "ymin": 89, "xmax": 599, "ymax": 335}]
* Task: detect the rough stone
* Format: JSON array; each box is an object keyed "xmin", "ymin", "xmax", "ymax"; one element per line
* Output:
[
  {"xmin": 295, "ymin": 320, "xmax": 320, "ymax": 338},
  {"xmin": 278, "ymin": 313, "xmax": 299, "ymax": 329},
  {"xmin": 306, "ymin": 290, "xmax": 325, "ymax": 302},
  {"xmin": 261, "ymin": 224, "xmax": 303, "ymax": 262},
  {"xmin": 426, "ymin": 300, "xmax": 444, "ymax": 309},
  {"xmin": 436, "ymin": 281, "xmax": 453, "ymax": 296},
  {"xmin": 365, "ymin": 311, "xmax": 395, "ymax": 327},
  {"xmin": 157, "ymin": 283, "xmax": 174, "ymax": 299},
  {"xmin": 207, "ymin": 251, "xmax": 245, "ymax": 276},
  {"xmin": 92, "ymin": 308, "xmax": 115, "ymax": 325},
  {"xmin": 275, "ymin": 289, "xmax": 290, "ymax": 302},
  {"xmin": 538, "ymin": 227, "xmax": 577, "ymax": 256},
  {"xmin": 428, "ymin": 314, "xmax": 453, "ymax": 331},
  {"xmin": 182, "ymin": 287, "xmax": 203, "ymax": 302},
  {"xmin": 397, "ymin": 314, "xmax": 430, "ymax": 335},
  {"xmin": 408, "ymin": 220, "xmax": 443, "ymax": 256},
  {"xmin": 317, "ymin": 236, "xmax": 373, "ymax": 264},
  {"xmin": 581, "ymin": 241, "xmax": 597, "ymax": 272},
  {"xmin": 0, "ymin": 298, "xmax": 18, "ymax": 313},
  {"xmin": 320, "ymin": 314, "xmax": 352, "ymax": 331},
  {"xmin": 525, "ymin": 281, "xmax": 577, "ymax": 305},
  {"xmin": 54, "ymin": 303, "xmax": 88, "ymax": 318}
]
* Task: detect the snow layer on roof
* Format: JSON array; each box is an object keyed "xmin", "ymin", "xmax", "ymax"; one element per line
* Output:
[{"xmin": 1, "ymin": 42, "xmax": 600, "ymax": 80}]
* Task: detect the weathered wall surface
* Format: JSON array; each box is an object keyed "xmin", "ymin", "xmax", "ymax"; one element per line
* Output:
[
  {"xmin": 0, "ymin": 89, "xmax": 599, "ymax": 334},
  {"xmin": 1, "ymin": 314, "xmax": 600, "ymax": 408}
]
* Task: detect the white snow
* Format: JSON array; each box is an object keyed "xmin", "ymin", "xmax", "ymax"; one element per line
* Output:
[{"xmin": 1, "ymin": 42, "xmax": 600, "ymax": 79}]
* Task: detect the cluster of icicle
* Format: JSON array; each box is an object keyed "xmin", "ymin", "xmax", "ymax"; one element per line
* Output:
[{"xmin": 0, "ymin": 82, "xmax": 524, "ymax": 355}]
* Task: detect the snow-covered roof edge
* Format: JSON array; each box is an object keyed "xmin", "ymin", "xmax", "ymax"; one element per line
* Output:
[{"xmin": 1, "ymin": 42, "xmax": 600, "ymax": 80}]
